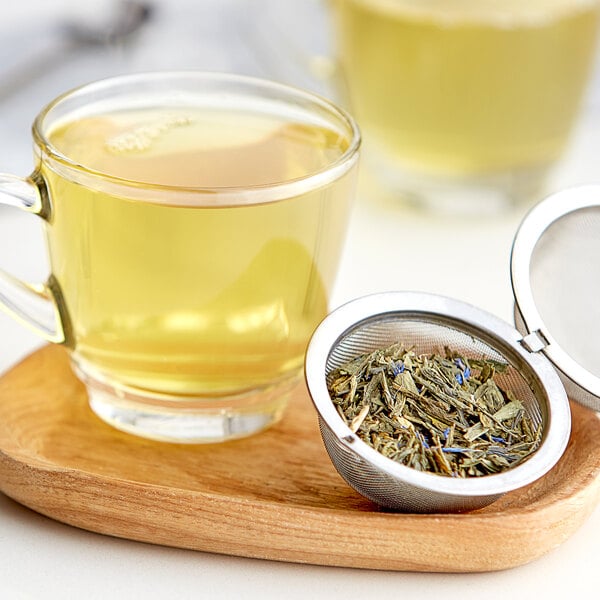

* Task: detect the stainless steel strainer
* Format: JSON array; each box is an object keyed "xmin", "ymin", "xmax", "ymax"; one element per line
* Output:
[
  {"xmin": 511, "ymin": 186, "xmax": 600, "ymax": 411},
  {"xmin": 305, "ymin": 292, "xmax": 570, "ymax": 513},
  {"xmin": 305, "ymin": 186, "xmax": 600, "ymax": 513}
]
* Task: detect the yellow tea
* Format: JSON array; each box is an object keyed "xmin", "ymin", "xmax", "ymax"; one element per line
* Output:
[
  {"xmin": 333, "ymin": 0, "xmax": 600, "ymax": 177},
  {"xmin": 43, "ymin": 107, "xmax": 355, "ymax": 396}
]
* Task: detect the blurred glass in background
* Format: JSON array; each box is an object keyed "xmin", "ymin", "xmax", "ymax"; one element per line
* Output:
[{"xmin": 328, "ymin": 0, "xmax": 600, "ymax": 213}]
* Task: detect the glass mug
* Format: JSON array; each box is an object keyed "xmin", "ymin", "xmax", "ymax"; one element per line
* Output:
[
  {"xmin": 330, "ymin": 0, "xmax": 600, "ymax": 212},
  {"xmin": 0, "ymin": 72, "xmax": 360, "ymax": 443}
]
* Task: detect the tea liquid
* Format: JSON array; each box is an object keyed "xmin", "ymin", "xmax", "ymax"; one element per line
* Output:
[
  {"xmin": 43, "ymin": 107, "xmax": 354, "ymax": 395},
  {"xmin": 333, "ymin": 0, "xmax": 600, "ymax": 175}
]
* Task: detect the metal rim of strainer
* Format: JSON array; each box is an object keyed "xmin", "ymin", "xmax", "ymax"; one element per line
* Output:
[
  {"xmin": 305, "ymin": 291, "xmax": 571, "ymax": 499},
  {"xmin": 511, "ymin": 185, "xmax": 600, "ymax": 404}
]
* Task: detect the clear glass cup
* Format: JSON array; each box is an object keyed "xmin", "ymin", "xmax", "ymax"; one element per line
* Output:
[
  {"xmin": 330, "ymin": 0, "xmax": 600, "ymax": 213},
  {"xmin": 0, "ymin": 72, "xmax": 360, "ymax": 443}
]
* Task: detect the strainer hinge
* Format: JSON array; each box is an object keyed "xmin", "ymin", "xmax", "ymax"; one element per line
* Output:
[{"xmin": 520, "ymin": 330, "xmax": 550, "ymax": 353}]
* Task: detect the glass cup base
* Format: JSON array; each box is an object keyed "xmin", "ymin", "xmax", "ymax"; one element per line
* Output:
[
  {"xmin": 73, "ymin": 361, "xmax": 294, "ymax": 444},
  {"xmin": 367, "ymin": 151, "xmax": 552, "ymax": 216}
]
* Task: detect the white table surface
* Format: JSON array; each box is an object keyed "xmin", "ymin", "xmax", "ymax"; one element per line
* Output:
[{"xmin": 1, "ymin": 1, "xmax": 599, "ymax": 597}]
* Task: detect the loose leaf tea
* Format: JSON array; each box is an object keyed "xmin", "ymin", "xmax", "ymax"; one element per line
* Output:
[{"xmin": 327, "ymin": 344, "xmax": 542, "ymax": 477}]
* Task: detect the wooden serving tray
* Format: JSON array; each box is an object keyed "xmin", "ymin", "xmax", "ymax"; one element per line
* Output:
[{"xmin": 1, "ymin": 345, "xmax": 599, "ymax": 572}]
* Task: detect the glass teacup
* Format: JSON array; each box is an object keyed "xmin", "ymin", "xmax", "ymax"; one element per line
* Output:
[{"xmin": 0, "ymin": 72, "xmax": 360, "ymax": 442}]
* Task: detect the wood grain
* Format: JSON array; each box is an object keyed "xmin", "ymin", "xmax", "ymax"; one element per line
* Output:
[{"xmin": 0, "ymin": 345, "xmax": 599, "ymax": 572}]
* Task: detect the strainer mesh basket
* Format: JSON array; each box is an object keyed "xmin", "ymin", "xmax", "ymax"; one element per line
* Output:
[{"xmin": 315, "ymin": 309, "xmax": 553, "ymax": 513}]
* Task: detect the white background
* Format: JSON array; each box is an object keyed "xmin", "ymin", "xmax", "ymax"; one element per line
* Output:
[{"xmin": 1, "ymin": 1, "xmax": 599, "ymax": 597}]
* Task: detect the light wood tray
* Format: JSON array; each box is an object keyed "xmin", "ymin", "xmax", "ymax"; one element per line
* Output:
[{"xmin": 1, "ymin": 345, "xmax": 599, "ymax": 572}]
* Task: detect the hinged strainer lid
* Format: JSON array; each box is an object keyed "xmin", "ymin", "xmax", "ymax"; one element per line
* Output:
[{"xmin": 511, "ymin": 186, "xmax": 600, "ymax": 411}]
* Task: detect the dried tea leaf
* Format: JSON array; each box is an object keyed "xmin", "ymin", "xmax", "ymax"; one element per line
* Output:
[
  {"xmin": 493, "ymin": 400, "xmax": 523, "ymax": 422},
  {"xmin": 465, "ymin": 422, "xmax": 489, "ymax": 442},
  {"xmin": 327, "ymin": 343, "xmax": 542, "ymax": 478},
  {"xmin": 349, "ymin": 404, "xmax": 370, "ymax": 433}
]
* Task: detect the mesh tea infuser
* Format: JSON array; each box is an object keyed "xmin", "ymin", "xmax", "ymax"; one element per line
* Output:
[
  {"xmin": 305, "ymin": 186, "xmax": 600, "ymax": 513},
  {"xmin": 512, "ymin": 186, "xmax": 600, "ymax": 411}
]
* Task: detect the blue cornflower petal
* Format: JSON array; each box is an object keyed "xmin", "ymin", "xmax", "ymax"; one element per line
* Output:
[
  {"xmin": 454, "ymin": 358, "xmax": 466, "ymax": 371},
  {"xmin": 455, "ymin": 372, "xmax": 464, "ymax": 385},
  {"xmin": 417, "ymin": 432, "xmax": 430, "ymax": 449},
  {"xmin": 391, "ymin": 361, "xmax": 405, "ymax": 376}
]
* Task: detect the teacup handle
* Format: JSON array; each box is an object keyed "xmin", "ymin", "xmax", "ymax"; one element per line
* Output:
[{"xmin": 0, "ymin": 173, "xmax": 66, "ymax": 344}]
